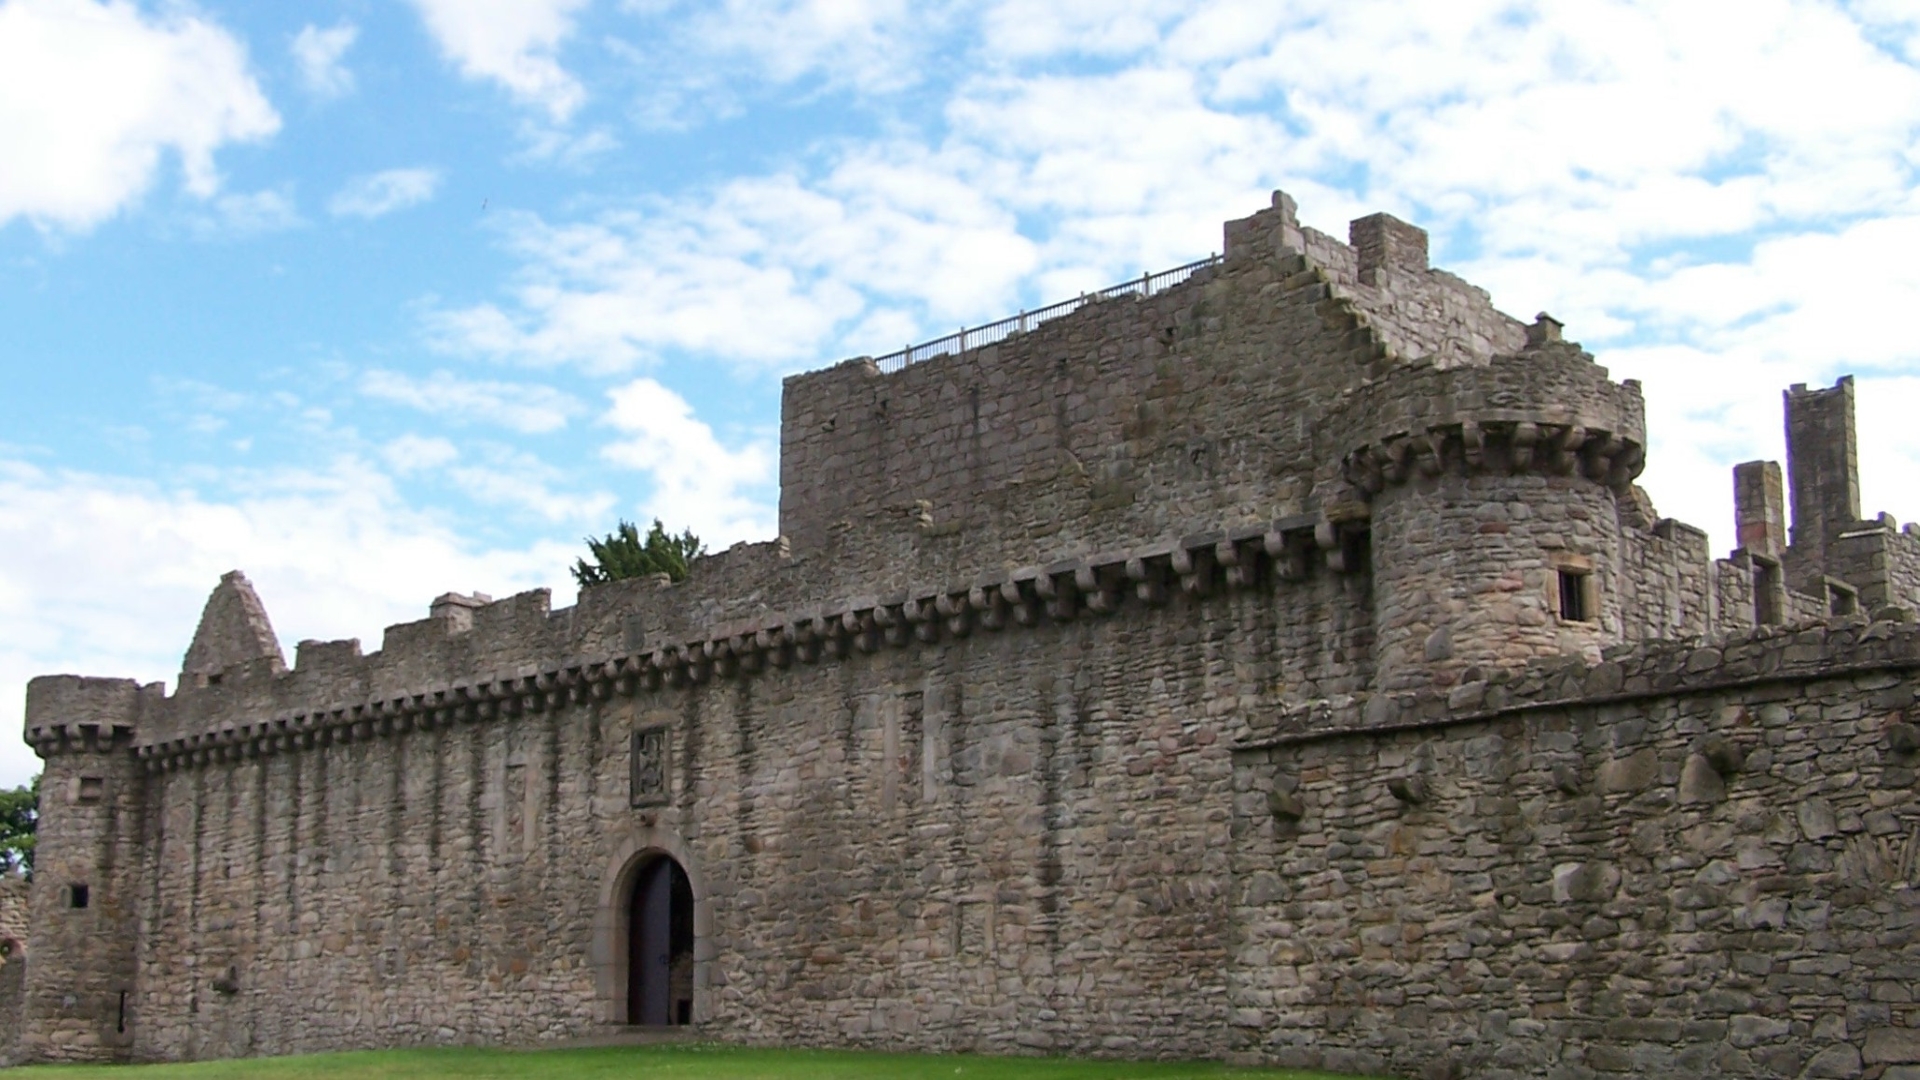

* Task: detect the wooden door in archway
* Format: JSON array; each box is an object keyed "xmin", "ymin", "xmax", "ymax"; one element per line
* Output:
[{"xmin": 626, "ymin": 856, "xmax": 693, "ymax": 1026}]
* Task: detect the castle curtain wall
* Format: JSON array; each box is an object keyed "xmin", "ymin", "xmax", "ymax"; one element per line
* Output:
[
  {"xmin": 1231, "ymin": 625, "xmax": 1920, "ymax": 1080},
  {"xmin": 52, "ymin": 581, "xmax": 1920, "ymax": 1079},
  {"xmin": 120, "ymin": 582, "xmax": 1322, "ymax": 1059}
]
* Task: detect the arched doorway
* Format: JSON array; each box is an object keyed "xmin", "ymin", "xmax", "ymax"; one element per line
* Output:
[{"xmin": 626, "ymin": 855, "xmax": 694, "ymax": 1026}]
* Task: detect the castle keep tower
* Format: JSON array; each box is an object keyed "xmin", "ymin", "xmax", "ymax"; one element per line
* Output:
[{"xmin": 19, "ymin": 191, "xmax": 1920, "ymax": 1078}]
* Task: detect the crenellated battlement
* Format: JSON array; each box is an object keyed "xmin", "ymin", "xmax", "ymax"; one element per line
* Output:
[
  {"xmin": 1331, "ymin": 348, "xmax": 1648, "ymax": 504},
  {"xmin": 103, "ymin": 506, "xmax": 1366, "ymax": 773},
  {"xmin": 22, "ymin": 675, "xmax": 150, "ymax": 755}
]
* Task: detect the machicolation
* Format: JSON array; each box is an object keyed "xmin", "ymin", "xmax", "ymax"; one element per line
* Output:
[{"xmin": 16, "ymin": 190, "xmax": 1920, "ymax": 1079}]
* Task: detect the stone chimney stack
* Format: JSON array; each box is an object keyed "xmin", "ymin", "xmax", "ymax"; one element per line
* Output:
[
  {"xmin": 1349, "ymin": 213, "xmax": 1429, "ymax": 285},
  {"xmin": 1221, "ymin": 189, "xmax": 1304, "ymax": 262},
  {"xmin": 1785, "ymin": 377, "xmax": 1861, "ymax": 555},
  {"xmin": 1733, "ymin": 460, "xmax": 1786, "ymax": 556},
  {"xmin": 429, "ymin": 591, "xmax": 491, "ymax": 633}
]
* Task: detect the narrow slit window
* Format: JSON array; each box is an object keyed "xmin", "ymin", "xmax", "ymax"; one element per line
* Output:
[
  {"xmin": 1754, "ymin": 561, "xmax": 1782, "ymax": 626},
  {"xmin": 69, "ymin": 884, "xmax": 90, "ymax": 910},
  {"xmin": 1558, "ymin": 569, "xmax": 1591, "ymax": 622}
]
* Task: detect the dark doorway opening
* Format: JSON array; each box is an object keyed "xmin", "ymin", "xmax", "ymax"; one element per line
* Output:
[{"xmin": 626, "ymin": 856, "xmax": 694, "ymax": 1026}]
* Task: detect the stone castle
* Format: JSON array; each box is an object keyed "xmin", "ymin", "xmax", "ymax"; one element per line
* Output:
[{"xmin": 10, "ymin": 191, "xmax": 1920, "ymax": 1079}]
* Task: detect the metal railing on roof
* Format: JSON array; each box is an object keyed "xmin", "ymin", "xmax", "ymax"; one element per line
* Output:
[{"xmin": 871, "ymin": 254, "xmax": 1222, "ymax": 374}]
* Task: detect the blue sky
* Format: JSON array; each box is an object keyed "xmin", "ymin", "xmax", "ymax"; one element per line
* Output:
[{"xmin": 3, "ymin": 0, "xmax": 1919, "ymax": 787}]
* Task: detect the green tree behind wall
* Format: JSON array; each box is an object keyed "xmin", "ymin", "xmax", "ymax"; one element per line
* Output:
[
  {"xmin": 0, "ymin": 775, "xmax": 37, "ymax": 878},
  {"xmin": 573, "ymin": 519, "xmax": 704, "ymax": 588}
]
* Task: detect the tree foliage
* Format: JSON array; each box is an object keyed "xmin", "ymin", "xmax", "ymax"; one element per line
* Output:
[
  {"xmin": 0, "ymin": 774, "xmax": 37, "ymax": 878},
  {"xmin": 573, "ymin": 519, "xmax": 704, "ymax": 588}
]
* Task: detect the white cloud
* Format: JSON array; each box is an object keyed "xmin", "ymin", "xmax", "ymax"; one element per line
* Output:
[
  {"xmin": 291, "ymin": 21, "xmax": 357, "ymax": 98},
  {"xmin": 980, "ymin": 0, "xmax": 1192, "ymax": 60},
  {"xmin": 601, "ymin": 378, "xmax": 774, "ymax": 544},
  {"xmin": 610, "ymin": 0, "xmax": 960, "ymax": 126},
  {"xmin": 0, "ymin": 0, "xmax": 280, "ymax": 231},
  {"xmin": 446, "ymin": 444, "xmax": 616, "ymax": 524},
  {"xmin": 1856, "ymin": 0, "xmax": 1920, "ymax": 63},
  {"xmin": 1190, "ymin": 0, "xmax": 1920, "ymax": 261},
  {"xmin": 328, "ymin": 167, "xmax": 443, "ymax": 219},
  {"xmin": 428, "ymin": 159, "xmax": 1039, "ymax": 371},
  {"xmin": 381, "ymin": 434, "xmax": 459, "ymax": 473},
  {"xmin": 669, "ymin": 0, "xmax": 937, "ymax": 89},
  {"xmin": 941, "ymin": 67, "xmax": 1289, "ymax": 281},
  {"xmin": 192, "ymin": 186, "xmax": 303, "ymax": 238},
  {"xmin": 0, "ymin": 455, "xmax": 577, "ymax": 789},
  {"xmin": 1610, "ymin": 215, "xmax": 1920, "ymax": 365},
  {"xmin": 512, "ymin": 120, "xmax": 619, "ymax": 166},
  {"xmin": 359, "ymin": 368, "xmax": 583, "ymax": 433},
  {"xmin": 422, "ymin": 65, "xmax": 1286, "ymax": 373},
  {"xmin": 407, "ymin": 0, "xmax": 589, "ymax": 121}
]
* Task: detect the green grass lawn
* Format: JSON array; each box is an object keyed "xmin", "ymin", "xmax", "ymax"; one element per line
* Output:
[{"xmin": 7, "ymin": 1043, "xmax": 1376, "ymax": 1080}]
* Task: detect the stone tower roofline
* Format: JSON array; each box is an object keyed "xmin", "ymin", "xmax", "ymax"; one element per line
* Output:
[
  {"xmin": 180, "ymin": 570, "xmax": 283, "ymax": 682},
  {"xmin": 831, "ymin": 189, "xmax": 1535, "ymax": 384},
  {"xmin": 778, "ymin": 189, "xmax": 1624, "ymax": 555},
  {"xmin": 1726, "ymin": 373, "xmax": 1920, "ymax": 620}
]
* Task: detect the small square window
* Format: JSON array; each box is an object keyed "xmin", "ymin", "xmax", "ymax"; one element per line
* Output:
[
  {"xmin": 1829, "ymin": 583, "xmax": 1858, "ymax": 617},
  {"xmin": 77, "ymin": 776, "xmax": 104, "ymax": 803},
  {"xmin": 69, "ymin": 884, "xmax": 90, "ymax": 910},
  {"xmin": 1558, "ymin": 569, "xmax": 1592, "ymax": 622}
]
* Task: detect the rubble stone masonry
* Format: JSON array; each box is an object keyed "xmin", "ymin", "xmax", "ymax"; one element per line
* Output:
[
  {"xmin": 16, "ymin": 191, "xmax": 1920, "ymax": 1079},
  {"xmin": 1, "ymin": 873, "xmax": 25, "ymax": 1061}
]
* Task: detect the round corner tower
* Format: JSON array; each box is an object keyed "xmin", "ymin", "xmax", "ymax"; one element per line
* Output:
[
  {"xmin": 19, "ymin": 674, "xmax": 149, "ymax": 1062},
  {"xmin": 1335, "ymin": 340, "xmax": 1648, "ymax": 691}
]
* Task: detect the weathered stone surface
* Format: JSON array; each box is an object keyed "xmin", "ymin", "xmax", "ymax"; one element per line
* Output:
[
  {"xmin": 1551, "ymin": 861, "xmax": 1618, "ymax": 903},
  {"xmin": 1803, "ymin": 1044, "xmax": 1863, "ymax": 1078},
  {"xmin": 1798, "ymin": 798, "xmax": 1839, "ymax": 841},
  {"xmin": 0, "ymin": 873, "xmax": 24, "ymax": 950},
  {"xmin": 1601, "ymin": 747, "xmax": 1661, "ymax": 792},
  {"xmin": 17, "ymin": 191, "xmax": 1920, "ymax": 1080},
  {"xmin": 1729, "ymin": 1015, "xmax": 1790, "ymax": 1047},
  {"xmin": 1678, "ymin": 752, "xmax": 1725, "ymax": 804},
  {"xmin": 180, "ymin": 570, "xmax": 284, "ymax": 679},
  {"xmin": 0, "ymin": 873, "xmax": 25, "ymax": 1064},
  {"xmin": 1867, "ymin": 1028, "xmax": 1920, "ymax": 1064}
]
